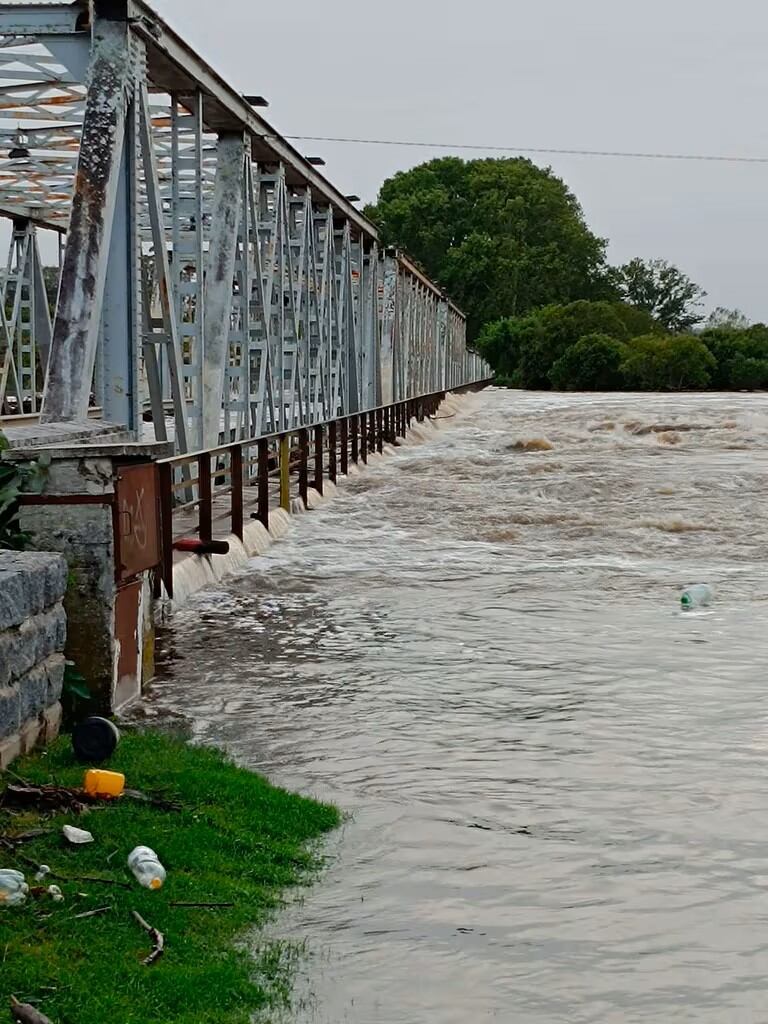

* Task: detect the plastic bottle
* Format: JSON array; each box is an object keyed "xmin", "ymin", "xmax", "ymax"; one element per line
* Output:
[
  {"xmin": 128, "ymin": 846, "xmax": 166, "ymax": 890},
  {"xmin": 681, "ymin": 583, "xmax": 713, "ymax": 610},
  {"xmin": 0, "ymin": 869, "xmax": 29, "ymax": 906},
  {"xmin": 84, "ymin": 769, "xmax": 125, "ymax": 798}
]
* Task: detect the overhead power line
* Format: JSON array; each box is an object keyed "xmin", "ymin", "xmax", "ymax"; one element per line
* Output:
[{"xmin": 279, "ymin": 134, "xmax": 768, "ymax": 166}]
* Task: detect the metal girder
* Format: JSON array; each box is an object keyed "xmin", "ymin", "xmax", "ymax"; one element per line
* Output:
[
  {"xmin": 138, "ymin": 85, "xmax": 188, "ymax": 453},
  {"xmin": 0, "ymin": 0, "xmax": 490, "ymax": 438},
  {"xmin": 125, "ymin": 0, "xmax": 374, "ymax": 239}
]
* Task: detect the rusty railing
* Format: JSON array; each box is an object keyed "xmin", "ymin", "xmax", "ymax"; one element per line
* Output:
[{"xmin": 156, "ymin": 390, "xmax": 460, "ymax": 597}]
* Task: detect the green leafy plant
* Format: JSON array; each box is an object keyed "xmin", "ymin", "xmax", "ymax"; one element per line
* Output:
[{"xmin": 62, "ymin": 659, "xmax": 92, "ymax": 726}]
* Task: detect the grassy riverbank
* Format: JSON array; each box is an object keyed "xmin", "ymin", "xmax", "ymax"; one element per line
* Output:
[{"xmin": 0, "ymin": 730, "xmax": 339, "ymax": 1023}]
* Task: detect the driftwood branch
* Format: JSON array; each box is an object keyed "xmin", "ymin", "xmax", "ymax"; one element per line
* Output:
[
  {"xmin": 9, "ymin": 996, "xmax": 54, "ymax": 1024},
  {"xmin": 1, "ymin": 783, "xmax": 96, "ymax": 815},
  {"xmin": 131, "ymin": 910, "xmax": 164, "ymax": 966}
]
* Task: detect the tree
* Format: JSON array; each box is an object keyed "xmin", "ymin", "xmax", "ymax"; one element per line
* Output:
[
  {"xmin": 477, "ymin": 299, "xmax": 657, "ymax": 389},
  {"xmin": 474, "ymin": 316, "xmax": 539, "ymax": 387},
  {"xmin": 727, "ymin": 354, "xmax": 768, "ymax": 390},
  {"xmin": 365, "ymin": 157, "xmax": 612, "ymax": 339},
  {"xmin": 620, "ymin": 335, "xmax": 716, "ymax": 391},
  {"xmin": 700, "ymin": 323, "xmax": 768, "ymax": 389},
  {"xmin": 706, "ymin": 306, "xmax": 749, "ymax": 330},
  {"xmin": 549, "ymin": 334, "xmax": 627, "ymax": 391},
  {"xmin": 617, "ymin": 258, "xmax": 706, "ymax": 332}
]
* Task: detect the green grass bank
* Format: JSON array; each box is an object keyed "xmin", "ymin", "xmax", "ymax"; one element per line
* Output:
[{"xmin": 0, "ymin": 730, "xmax": 340, "ymax": 1024}]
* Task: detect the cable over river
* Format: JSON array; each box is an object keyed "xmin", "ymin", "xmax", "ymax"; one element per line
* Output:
[{"xmin": 148, "ymin": 389, "xmax": 768, "ymax": 1023}]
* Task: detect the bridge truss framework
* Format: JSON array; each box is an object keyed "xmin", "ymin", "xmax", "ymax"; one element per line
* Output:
[{"xmin": 0, "ymin": 0, "xmax": 489, "ymax": 452}]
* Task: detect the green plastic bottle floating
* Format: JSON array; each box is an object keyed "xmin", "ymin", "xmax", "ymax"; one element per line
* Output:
[{"xmin": 681, "ymin": 583, "xmax": 713, "ymax": 610}]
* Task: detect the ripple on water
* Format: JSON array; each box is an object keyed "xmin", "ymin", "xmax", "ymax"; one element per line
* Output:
[{"xmin": 149, "ymin": 389, "xmax": 768, "ymax": 1023}]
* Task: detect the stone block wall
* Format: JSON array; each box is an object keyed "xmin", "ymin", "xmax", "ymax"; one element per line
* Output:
[
  {"xmin": 4, "ymin": 434, "xmax": 171, "ymax": 715},
  {"xmin": 0, "ymin": 551, "xmax": 67, "ymax": 768}
]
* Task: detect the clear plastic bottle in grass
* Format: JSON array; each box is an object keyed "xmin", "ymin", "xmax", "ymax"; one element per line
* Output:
[{"xmin": 128, "ymin": 846, "xmax": 166, "ymax": 890}]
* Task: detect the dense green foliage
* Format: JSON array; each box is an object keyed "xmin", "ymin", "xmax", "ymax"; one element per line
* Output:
[
  {"xmin": 477, "ymin": 302, "xmax": 768, "ymax": 393},
  {"xmin": 549, "ymin": 334, "xmax": 628, "ymax": 392},
  {"xmin": 365, "ymin": 156, "xmax": 612, "ymax": 339},
  {"xmin": 699, "ymin": 324, "xmax": 768, "ymax": 390},
  {"xmin": 477, "ymin": 300, "xmax": 657, "ymax": 389},
  {"xmin": 621, "ymin": 335, "xmax": 716, "ymax": 391},
  {"xmin": 0, "ymin": 730, "xmax": 339, "ymax": 1024}
]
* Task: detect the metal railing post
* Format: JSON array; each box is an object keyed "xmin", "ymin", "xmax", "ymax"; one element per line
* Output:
[
  {"xmin": 158, "ymin": 462, "xmax": 174, "ymax": 599},
  {"xmin": 314, "ymin": 423, "xmax": 324, "ymax": 495},
  {"xmin": 329, "ymin": 420, "xmax": 338, "ymax": 483},
  {"xmin": 230, "ymin": 444, "xmax": 243, "ymax": 540},
  {"xmin": 279, "ymin": 435, "xmax": 290, "ymax": 511},
  {"xmin": 340, "ymin": 418, "xmax": 348, "ymax": 476},
  {"xmin": 298, "ymin": 428, "xmax": 309, "ymax": 505},
  {"xmin": 198, "ymin": 453, "xmax": 212, "ymax": 542},
  {"xmin": 257, "ymin": 437, "xmax": 269, "ymax": 528}
]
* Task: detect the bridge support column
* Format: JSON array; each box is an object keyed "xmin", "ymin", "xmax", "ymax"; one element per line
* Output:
[{"xmin": 41, "ymin": 8, "xmax": 136, "ymax": 426}]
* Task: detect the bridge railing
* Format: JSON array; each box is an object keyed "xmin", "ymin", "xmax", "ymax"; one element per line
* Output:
[{"xmin": 155, "ymin": 382, "xmax": 491, "ymax": 598}]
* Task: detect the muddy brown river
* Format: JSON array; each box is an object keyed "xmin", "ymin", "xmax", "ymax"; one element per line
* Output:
[{"xmin": 148, "ymin": 389, "xmax": 768, "ymax": 1023}]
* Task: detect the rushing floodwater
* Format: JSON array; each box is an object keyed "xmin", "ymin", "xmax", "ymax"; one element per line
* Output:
[{"xmin": 148, "ymin": 389, "xmax": 768, "ymax": 1023}]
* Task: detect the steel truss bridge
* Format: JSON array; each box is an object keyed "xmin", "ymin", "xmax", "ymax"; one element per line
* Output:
[{"xmin": 0, "ymin": 0, "xmax": 490, "ymax": 452}]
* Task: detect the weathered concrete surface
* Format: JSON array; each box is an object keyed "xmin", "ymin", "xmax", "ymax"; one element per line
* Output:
[
  {"xmin": 0, "ymin": 551, "xmax": 67, "ymax": 769},
  {"xmin": 0, "ymin": 421, "xmax": 132, "ymax": 450}
]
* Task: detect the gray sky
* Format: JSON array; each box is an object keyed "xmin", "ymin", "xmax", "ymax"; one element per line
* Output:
[{"xmin": 157, "ymin": 0, "xmax": 768, "ymax": 320}]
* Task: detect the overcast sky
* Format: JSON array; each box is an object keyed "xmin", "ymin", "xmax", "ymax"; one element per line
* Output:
[{"xmin": 153, "ymin": 0, "xmax": 768, "ymax": 320}]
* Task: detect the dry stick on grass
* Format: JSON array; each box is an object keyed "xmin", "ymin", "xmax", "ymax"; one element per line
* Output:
[
  {"xmin": 169, "ymin": 901, "xmax": 235, "ymax": 908},
  {"xmin": 131, "ymin": 910, "xmax": 164, "ymax": 966},
  {"xmin": 9, "ymin": 996, "xmax": 54, "ymax": 1024},
  {"xmin": 72, "ymin": 906, "xmax": 111, "ymax": 921},
  {"xmin": 13, "ymin": 852, "xmax": 131, "ymax": 890},
  {"xmin": 0, "ymin": 830, "xmax": 48, "ymax": 847}
]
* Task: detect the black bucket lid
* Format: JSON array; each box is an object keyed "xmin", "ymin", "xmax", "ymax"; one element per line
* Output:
[{"xmin": 72, "ymin": 717, "xmax": 120, "ymax": 763}]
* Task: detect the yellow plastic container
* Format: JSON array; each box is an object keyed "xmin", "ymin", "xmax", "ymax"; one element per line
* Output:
[{"xmin": 84, "ymin": 769, "xmax": 125, "ymax": 799}]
